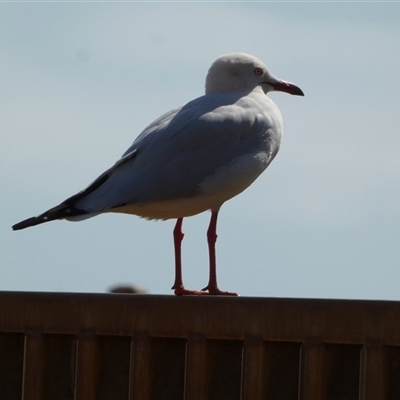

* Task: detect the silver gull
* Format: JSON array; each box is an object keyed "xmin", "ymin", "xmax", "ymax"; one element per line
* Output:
[{"xmin": 12, "ymin": 53, "xmax": 304, "ymax": 296}]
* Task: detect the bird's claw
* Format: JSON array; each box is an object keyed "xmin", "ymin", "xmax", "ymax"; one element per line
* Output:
[
  {"xmin": 200, "ymin": 286, "xmax": 239, "ymax": 296},
  {"xmin": 173, "ymin": 284, "xmax": 238, "ymax": 296},
  {"xmin": 173, "ymin": 286, "xmax": 209, "ymax": 296}
]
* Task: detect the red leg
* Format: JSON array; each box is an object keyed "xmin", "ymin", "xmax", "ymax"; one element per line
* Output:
[
  {"xmin": 171, "ymin": 218, "xmax": 207, "ymax": 296},
  {"xmin": 171, "ymin": 218, "xmax": 184, "ymax": 291},
  {"xmin": 202, "ymin": 210, "xmax": 238, "ymax": 296}
]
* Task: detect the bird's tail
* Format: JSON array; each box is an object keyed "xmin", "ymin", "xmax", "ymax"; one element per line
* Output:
[
  {"xmin": 12, "ymin": 203, "xmax": 87, "ymax": 231},
  {"xmin": 12, "ymin": 149, "xmax": 138, "ymax": 231}
]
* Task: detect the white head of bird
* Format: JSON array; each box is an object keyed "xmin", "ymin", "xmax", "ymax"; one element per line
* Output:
[{"xmin": 205, "ymin": 53, "xmax": 304, "ymax": 96}]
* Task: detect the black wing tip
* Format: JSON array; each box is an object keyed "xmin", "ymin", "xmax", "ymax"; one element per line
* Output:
[
  {"xmin": 12, "ymin": 222, "xmax": 24, "ymax": 231},
  {"xmin": 12, "ymin": 152, "xmax": 126, "ymax": 232},
  {"xmin": 12, "ymin": 216, "xmax": 46, "ymax": 231},
  {"xmin": 12, "ymin": 204, "xmax": 87, "ymax": 231}
]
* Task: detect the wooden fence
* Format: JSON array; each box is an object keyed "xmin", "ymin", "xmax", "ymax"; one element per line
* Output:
[{"xmin": 0, "ymin": 291, "xmax": 400, "ymax": 399}]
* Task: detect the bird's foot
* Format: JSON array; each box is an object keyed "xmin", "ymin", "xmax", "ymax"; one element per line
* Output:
[
  {"xmin": 172, "ymin": 284, "xmax": 239, "ymax": 296},
  {"xmin": 201, "ymin": 285, "xmax": 239, "ymax": 296},
  {"xmin": 172, "ymin": 284, "xmax": 209, "ymax": 296}
]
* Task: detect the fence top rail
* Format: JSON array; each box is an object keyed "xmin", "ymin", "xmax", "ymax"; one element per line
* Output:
[{"xmin": 0, "ymin": 291, "xmax": 399, "ymax": 345}]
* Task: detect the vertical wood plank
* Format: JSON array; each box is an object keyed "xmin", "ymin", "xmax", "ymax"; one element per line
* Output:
[
  {"xmin": 184, "ymin": 334, "xmax": 208, "ymax": 400},
  {"xmin": 360, "ymin": 343, "xmax": 386, "ymax": 400},
  {"xmin": 43, "ymin": 335, "xmax": 76, "ymax": 400},
  {"xmin": 207, "ymin": 340, "xmax": 243, "ymax": 400},
  {"xmin": 263, "ymin": 341, "xmax": 301, "ymax": 400},
  {"xmin": 299, "ymin": 339, "xmax": 325, "ymax": 400},
  {"xmin": 241, "ymin": 336, "xmax": 265, "ymax": 400},
  {"xmin": 0, "ymin": 333, "xmax": 24, "ymax": 400},
  {"xmin": 324, "ymin": 344, "xmax": 361, "ymax": 400},
  {"xmin": 385, "ymin": 346, "xmax": 400, "ymax": 400},
  {"xmin": 22, "ymin": 330, "xmax": 45, "ymax": 400},
  {"xmin": 151, "ymin": 338, "xmax": 186, "ymax": 399},
  {"xmin": 74, "ymin": 331, "xmax": 99, "ymax": 400},
  {"xmin": 129, "ymin": 331, "xmax": 152, "ymax": 400},
  {"xmin": 97, "ymin": 336, "xmax": 131, "ymax": 400}
]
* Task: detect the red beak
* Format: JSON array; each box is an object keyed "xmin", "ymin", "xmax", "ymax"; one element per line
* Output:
[{"xmin": 271, "ymin": 80, "xmax": 304, "ymax": 96}]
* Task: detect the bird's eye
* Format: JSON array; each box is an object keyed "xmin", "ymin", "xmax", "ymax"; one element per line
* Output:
[{"xmin": 254, "ymin": 67, "xmax": 263, "ymax": 76}]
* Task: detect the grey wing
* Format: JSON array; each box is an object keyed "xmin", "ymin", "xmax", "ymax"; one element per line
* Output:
[
  {"xmin": 74, "ymin": 101, "xmax": 273, "ymax": 213},
  {"xmin": 12, "ymin": 94, "xmax": 275, "ymax": 230}
]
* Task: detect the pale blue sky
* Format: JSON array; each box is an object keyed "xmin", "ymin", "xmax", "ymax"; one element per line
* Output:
[{"xmin": 2, "ymin": 2, "xmax": 400, "ymax": 299}]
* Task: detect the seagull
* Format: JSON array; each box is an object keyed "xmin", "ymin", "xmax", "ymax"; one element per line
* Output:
[{"xmin": 12, "ymin": 53, "xmax": 304, "ymax": 296}]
